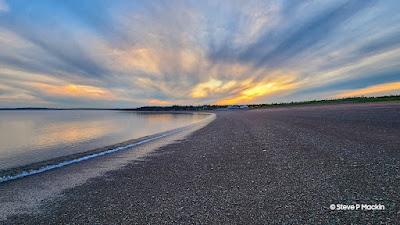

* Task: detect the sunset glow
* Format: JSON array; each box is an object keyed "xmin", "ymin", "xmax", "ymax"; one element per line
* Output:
[
  {"xmin": 336, "ymin": 82, "xmax": 400, "ymax": 98},
  {"xmin": 33, "ymin": 83, "xmax": 115, "ymax": 100},
  {"xmin": 0, "ymin": 0, "xmax": 399, "ymax": 107}
]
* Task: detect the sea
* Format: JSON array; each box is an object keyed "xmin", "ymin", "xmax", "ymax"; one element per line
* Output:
[{"xmin": 0, "ymin": 110, "xmax": 208, "ymax": 171}]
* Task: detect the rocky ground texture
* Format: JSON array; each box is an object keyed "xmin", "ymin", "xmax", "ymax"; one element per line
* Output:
[{"xmin": 4, "ymin": 103, "xmax": 400, "ymax": 224}]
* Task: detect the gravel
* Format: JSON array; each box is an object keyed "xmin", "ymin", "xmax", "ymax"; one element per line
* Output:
[{"xmin": 4, "ymin": 103, "xmax": 400, "ymax": 224}]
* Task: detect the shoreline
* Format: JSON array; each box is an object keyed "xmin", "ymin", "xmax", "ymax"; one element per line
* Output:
[
  {"xmin": 1, "ymin": 95, "xmax": 399, "ymax": 111},
  {"xmin": 2, "ymin": 103, "xmax": 400, "ymax": 223},
  {"xmin": 0, "ymin": 112, "xmax": 215, "ymax": 183},
  {"xmin": 0, "ymin": 113, "xmax": 215, "ymax": 220}
]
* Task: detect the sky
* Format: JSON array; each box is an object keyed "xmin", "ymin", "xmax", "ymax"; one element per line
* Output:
[{"xmin": 0, "ymin": 0, "xmax": 399, "ymax": 108}]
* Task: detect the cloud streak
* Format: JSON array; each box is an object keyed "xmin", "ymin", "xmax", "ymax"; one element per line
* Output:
[
  {"xmin": 0, "ymin": 0, "xmax": 399, "ymax": 107},
  {"xmin": 336, "ymin": 82, "xmax": 400, "ymax": 98}
]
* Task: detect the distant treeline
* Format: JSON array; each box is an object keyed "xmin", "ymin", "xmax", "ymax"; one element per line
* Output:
[
  {"xmin": 0, "ymin": 108, "xmax": 116, "ymax": 110},
  {"xmin": 129, "ymin": 105, "xmax": 227, "ymax": 111},
  {"xmin": 134, "ymin": 95, "xmax": 400, "ymax": 111},
  {"xmin": 248, "ymin": 95, "xmax": 400, "ymax": 109},
  {"xmin": 2, "ymin": 95, "xmax": 399, "ymax": 111}
]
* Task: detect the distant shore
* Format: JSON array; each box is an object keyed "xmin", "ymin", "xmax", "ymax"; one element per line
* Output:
[
  {"xmin": 1, "ymin": 95, "xmax": 399, "ymax": 111},
  {"xmin": 4, "ymin": 102, "xmax": 400, "ymax": 224}
]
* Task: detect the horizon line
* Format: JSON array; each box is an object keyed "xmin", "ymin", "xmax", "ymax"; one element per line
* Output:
[{"xmin": 1, "ymin": 95, "xmax": 399, "ymax": 110}]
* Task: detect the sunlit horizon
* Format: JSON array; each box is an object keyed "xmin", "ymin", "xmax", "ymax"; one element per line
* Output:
[{"xmin": 1, "ymin": 0, "xmax": 400, "ymax": 108}]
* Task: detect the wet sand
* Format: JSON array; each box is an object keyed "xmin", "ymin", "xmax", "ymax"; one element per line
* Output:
[{"xmin": 2, "ymin": 103, "xmax": 400, "ymax": 224}]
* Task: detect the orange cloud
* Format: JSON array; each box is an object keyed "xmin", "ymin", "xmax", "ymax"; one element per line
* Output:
[
  {"xmin": 95, "ymin": 45, "xmax": 161, "ymax": 75},
  {"xmin": 148, "ymin": 99, "xmax": 173, "ymax": 105},
  {"xmin": 335, "ymin": 82, "xmax": 400, "ymax": 98},
  {"xmin": 216, "ymin": 75, "xmax": 299, "ymax": 105},
  {"xmin": 180, "ymin": 49, "xmax": 201, "ymax": 73},
  {"xmin": 34, "ymin": 83, "xmax": 115, "ymax": 100},
  {"xmin": 190, "ymin": 78, "xmax": 240, "ymax": 98},
  {"xmin": 116, "ymin": 48, "xmax": 161, "ymax": 74}
]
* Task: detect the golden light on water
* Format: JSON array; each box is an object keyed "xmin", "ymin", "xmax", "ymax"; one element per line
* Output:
[{"xmin": 35, "ymin": 120, "xmax": 114, "ymax": 147}]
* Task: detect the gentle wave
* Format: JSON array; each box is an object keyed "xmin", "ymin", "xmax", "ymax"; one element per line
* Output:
[
  {"xmin": 0, "ymin": 129, "xmax": 180, "ymax": 183},
  {"xmin": 0, "ymin": 113, "xmax": 214, "ymax": 184}
]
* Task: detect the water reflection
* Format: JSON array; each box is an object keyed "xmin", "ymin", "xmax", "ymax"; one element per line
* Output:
[{"xmin": 0, "ymin": 110, "xmax": 208, "ymax": 170}]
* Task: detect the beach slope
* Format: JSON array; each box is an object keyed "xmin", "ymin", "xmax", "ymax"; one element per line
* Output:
[{"xmin": 4, "ymin": 103, "xmax": 400, "ymax": 224}]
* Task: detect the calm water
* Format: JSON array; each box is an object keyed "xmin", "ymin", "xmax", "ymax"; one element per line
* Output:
[{"xmin": 0, "ymin": 110, "xmax": 208, "ymax": 170}]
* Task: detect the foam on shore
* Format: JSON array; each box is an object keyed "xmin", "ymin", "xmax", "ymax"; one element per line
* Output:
[{"xmin": 0, "ymin": 113, "xmax": 215, "ymax": 184}]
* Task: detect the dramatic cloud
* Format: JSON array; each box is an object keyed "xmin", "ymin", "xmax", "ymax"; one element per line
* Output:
[{"xmin": 0, "ymin": 0, "xmax": 399, "ymax": 107}]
